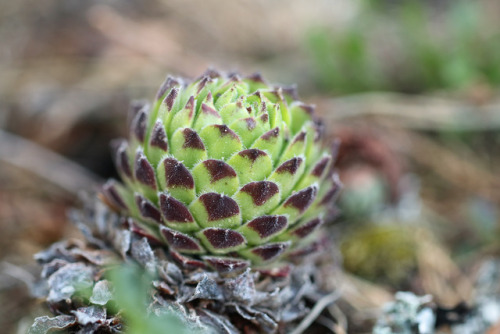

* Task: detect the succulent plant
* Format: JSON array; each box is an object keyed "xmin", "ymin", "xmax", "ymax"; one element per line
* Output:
[
  {"xmin": 101, "ymin": 69, "xmax": 339, "ymax": 270},
  {"xmin": 31, "ymin": 70, "xmax": 341, "ymax": 334}
]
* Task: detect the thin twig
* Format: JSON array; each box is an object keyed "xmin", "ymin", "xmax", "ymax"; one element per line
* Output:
[
  {"xmin": 328, "ymin": 304, "xmax": 348, "ymax": 334},
  {"xmin": 0, "ymin": 129, "xmax": 102, "ymax": 194},
  {"xmin": 290, "ymin": 290, "xmax": 342, "ymax": 334}
]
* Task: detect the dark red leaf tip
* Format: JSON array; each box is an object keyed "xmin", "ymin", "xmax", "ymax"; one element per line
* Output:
[
  {"xmin": 199, "ymin": 193, "xmax": 240, "ymax": 221},
  {"xmin": 101, "ymin": 181, "xmax": 127, "ymax": 210},
  {"xmin": 156, "ymin": 76, "xmax": 180, "ymax": 99},
  {"xmin": 236, "ymin": 97, "xmax": 244, "ymax": 109},
  {"xmin": 240, "ymin": 181, "xmax": 279, "ymax": 206},
  {"xmin": 292, "ymin": 131, "xmax": 306, "ymax": 144},
  {"xmin": 114, "ymin": 141, "xmax": 132, "ymax": 178},
  {"xmin": 170, "ymin": 250, "xmax": 206, "ymax": 270},
  {"xmin": 319, "ymin": 188, "xmax": 339, "ymax": 206},
  {"xmin": 276, "ymin": 157, "xmax": 303, "ymax": 175},
  {"xmin": 282, "ymin": 86, "xmax": 299, "ymax": 100},
  {"xmin": 196, "ymin": 76, "xmax": 210, "ymax": 94},
  {"xmin": 311, "ymin": 156, "xmax": 331, "ymax": 177},
  {"xmin": 202, "ymin": 68, "xmax": 222, "ymax": 79},
  {"xmin": 269, "ymin": 88, "xmax": 284, "ymax": 102},
  {"xmin": 202, "ymin": 228, "xmax": 246, "ymax": 249},
  {"xmin": 203, "ymin": 256, "xmax": 249, "ymax": 273},
  {"xmin": 160, "ymin": 226, "xmax": 202, "ymax": 252},
  {"xmin": 215, "ymin": 124, "xmax": 238, "ymax": 139},
  {"xmin": 246, "ymin": 72, "xmax": 265, "ymax": 83},
  {"xmin": 135, "ymin": 152, "xmax": 157, "ymax": 189},
  {"xmin": 162, "ymin": 158, "xmax": 194, "ymax": 189},
  {"xmin": 159, "ymin": 193, "xmax": 194, "ymax": 223},
  {"xmin": 260, "ymin": 101, "xmax": 267, "ymax": 113},
  {"xmin": 182, "ymin": 128, "xmax": 205, "ymax": 150},
  {"xmin": 291, "ymin": 217, "xmax": 323, "ymax": 238},
  {"xmin": 238, "ymin": 149, "xmax": 267, "ymax": 162},
  {"xmin": 228, "ymin": 72, "xmax": 242, "ymax": 82},
  {"xmin": 244, "ymin": 118, "xmax": 256, "ymax": 130},
  {"xmin": 164, "ymin": 87, "xmax": 179, "ymax": 112},
  {"xmin": 129, "ymin": 220, "xmax": 163, "ymax": 245},
  {"xmin": 319, "ymin": 175, "xmax": 342, "ymax": 206},
  {"xmin": 203, "ymin": 160, "xmax": 237, "ymax": 183},
  {"xmin": 184, "ymin": 96, "xmax": 195, "ymax": 116},
  {"xmin": 287, "ymin": 239, "xmax": 326, "ymax": 259},
  {"xmin": 131, "ymin": 109, "xmax": 147, "ymax": 142},
  {"xmin": 247, "ymin": 215, "xmax": 287, "ymax": 238},
  {"xmin": 205, "ymin": 92, "xmax": 214, "ymax": 104},
  {"xmin": 299, "ymin": 103, "xmax": 315, "ymax": 115},
  {"xmin": 261, "ymin": 127, "xmax": 280, "ymax": 141},
  {"xmin": 260, "ymin": 113, "xmax": 269, "ymax": 123},
  {"xmin": 128, "ymin": 100, "xmax": 148, "ymax": 126},
  {"xmin": 251, "ymin": 242, "xmax": 290, "ymax": 261},
  {"xmin": 150, "ymin": 122, "xmax": 168, "ymax": 151},
  {"xmin": 284, "ymin": 186, "xmax": 318, "ymax": 213},
  {"xmin": 135, "ymin": 195, "xmax": 162, "ymax": 223},
  {"xmin": 201, "ymin": 103, "xmax": 220, "ymax": 118}
]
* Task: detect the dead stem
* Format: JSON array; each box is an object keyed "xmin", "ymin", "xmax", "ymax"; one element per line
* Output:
[{"xmin": 290, "ymin": 290, "xmax": 342, "ymax": 334}]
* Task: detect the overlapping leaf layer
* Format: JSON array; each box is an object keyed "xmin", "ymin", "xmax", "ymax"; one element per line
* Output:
[{"xmin": 101, "ymin": 70, "xmax": 340, "ymax": 272}]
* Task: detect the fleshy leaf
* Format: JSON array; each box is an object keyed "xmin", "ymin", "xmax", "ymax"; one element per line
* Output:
[
  {"xmin": 251, "ymin": 127, "xmax": 284, "ymax": 164},
  {"xmin": 203, "ymin": 256, "xmax": 250, "ymax": 274},
  {"xmin": 199, "ymin": 124, "xmax": 242, "ymax": 160},
  {"xmin": 268, "ymin": 157, "xmax": 305, "ymax": 199},
  {"xmin": 159, "ymin": 193, "xmax": 199, "ymax": 232},
  {"xmin": 227, "ymin": 149, "xmax": 273, "ymax": 185},
  {"xmin": 134, "ymin": 150, "xmax": 157, "ymax": 201},
  {"xmin": 296, "ymin": 154, "xmax": 332, "ymax": 190},
  {"xmin": 196, "ymin": 228, "xmax": 247, "ymax": 254},
  {"xmin": 146, "ymin": 121, "xmax": 168, "ymax": 166},
  {"xmin": 238, "ymin": 215, "xmax": 288, "ymax": 245},
  {"xmin": 156, "ymin": 157, "xmax": 195, "ymax": 204},
  {"xmin": 274, "ymin": 186, "xmax": 318, "ymax": 225},
  {"xmin": 190, "ymin": 193, "xmax": 241, "ymax": 229},
  {"xmin": 279, "ymin": 130, "xmax": 307, "ymax": 164},
  {"xmin": 238, "ymin": 242, "xmax": 290, "ymax": 264},
  {"xmin": 234, "ymin": 181, "xmax": 280, "ymax": 221},
  {"xmin": 169, "ymin": 96, "xmax": 195, "ymax": 134},
  {"xmin": 170, "ymin": 128, "xmax": 207, "ymax": 169},
  {"xmin": 191, "ymin": 160, "xmax": 239, "ymax": 196},
  {"xmin": 159, "ymin": 226, "xmax": 205, "ymax": 254}
]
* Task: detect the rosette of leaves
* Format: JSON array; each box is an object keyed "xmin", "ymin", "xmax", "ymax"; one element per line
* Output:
[
  {"xmin": 102, "ymin": 69, "xmax": 340, "ymax": 271},
  {"xmin": 31, "ymin": 70, "xmax": 341, "ymax": 334}
]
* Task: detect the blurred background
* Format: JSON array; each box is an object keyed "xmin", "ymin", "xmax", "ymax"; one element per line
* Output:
[{"xmin": 1, "ymin": 0, "xmax": 500, "ymax": 333}]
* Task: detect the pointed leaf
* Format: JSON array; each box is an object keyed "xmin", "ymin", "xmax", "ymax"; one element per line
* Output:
[
  {"xmin": 234, "ymin": 181, "xmax": 280, "ymax": 221},
  {"xmin": 227, "ymin": 149, "xmax": 273, "ymax": 185},
  {"xmin": 199, "ymin": 124, "xmax": 242, "ymax": 160},
  {"xmin": 170, "ymin": 128, "xmax": 207, "ymax": 168},
  {"xmin": 190, "ymin": 193, "xmax": 241, "ymax": 229},
  {"xmin": 192, "ymin": 160, "xmax": 239, "ymax": 196},
  {"xmin": 196, "ymin": 228, "xmax": 247, "ymax": 254},
  {"xmin": 238, "ymin": 215, "xmax": 288, "ymax": 245},
  {"xmin": 156, "ymin": 157, "xmax": 195, "ymax": 204}
]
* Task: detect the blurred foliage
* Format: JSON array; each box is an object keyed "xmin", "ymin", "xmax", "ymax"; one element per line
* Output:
[
  {"xmin": 306, "ymin": 0, "xmax": 500, "ymax": 94},
  {"xmin": 108, "ymin": 265, "xmax": 202, "ymax": 334},
  {"xmin": 341, "ymin": 224, "xmax": 417, "ymax": 287},
  {"xmin": 338, "ymin": 170, "xmax": 390, "ymax": 222}
]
